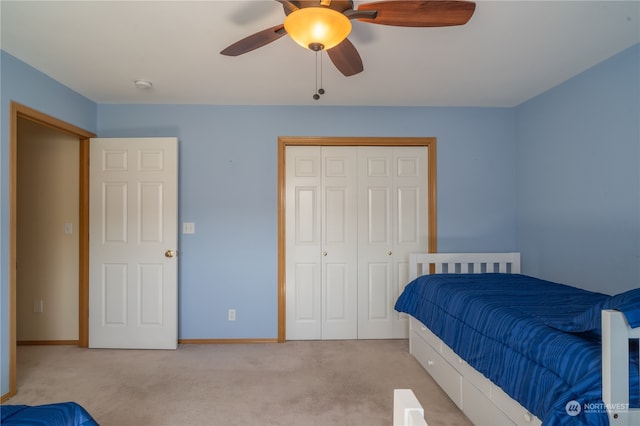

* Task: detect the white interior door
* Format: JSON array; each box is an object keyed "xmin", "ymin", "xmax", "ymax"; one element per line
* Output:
[{"xmin": 89, "ymin": 137, "xmax": 178, "ymax": 349}]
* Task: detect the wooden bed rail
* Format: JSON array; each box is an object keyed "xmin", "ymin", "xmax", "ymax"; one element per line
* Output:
[{"xmin": 602, "ymin": 309, "xmax": 640, "ymax": 425}]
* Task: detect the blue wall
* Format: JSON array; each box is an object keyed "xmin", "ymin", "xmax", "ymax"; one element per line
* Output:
[
  {"xmin": 516, "ymin": 44, "xmax": 640, "ymax": 294},
  {"xmin": 96, "ymin": 104, "xmax": 516, "ymax": 340},
  {"xmin": 2, "ymin": 43, "xmax": 639, "ymax": 397}
]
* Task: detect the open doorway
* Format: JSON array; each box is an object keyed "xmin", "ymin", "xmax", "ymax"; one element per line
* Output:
[
  {"xmin": 17, "ymin": 118, "xmax": 80, "ymax": 344},
  {"xmin": 7, "ymin": 102, "xmax": 94, "ymax": 398}
]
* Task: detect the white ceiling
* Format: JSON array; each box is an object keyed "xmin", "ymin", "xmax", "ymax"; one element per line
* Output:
[{"xmin": 1, "ymin": 0, "xmax": 639, "ymax": 107}]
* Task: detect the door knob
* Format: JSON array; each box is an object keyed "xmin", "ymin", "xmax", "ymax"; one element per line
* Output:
[
  {"xmin": 323, "ymin": 251, "xmax": 327, "ymax": 256},
  {"xmin": 387, "ymin": 251, "xmax": 392, "ymax": 256},
  {"xmin": 165, "ymin": 250, "xmax": 177, "ymax": 258}
]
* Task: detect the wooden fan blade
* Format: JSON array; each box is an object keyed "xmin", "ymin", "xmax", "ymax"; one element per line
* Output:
[
  {"xmin": 357, "ymin": 1, "xmax": 475, "ymax": 27},
  {"xmin": 327, "ymin": 38, "xmax": 363, "ymax": 76},
  {"xmin": 220, "ymin": 24, "xmax": 286, "ymax": 56}
]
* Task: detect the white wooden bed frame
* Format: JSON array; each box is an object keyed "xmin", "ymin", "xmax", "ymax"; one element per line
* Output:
[
  {"xmin": 393, "ymin": 389, "xmax": 428, "ymax": 426},
  {"xmin": 406, "ymin": 252, "xmax": 639, "ymax": 426}
]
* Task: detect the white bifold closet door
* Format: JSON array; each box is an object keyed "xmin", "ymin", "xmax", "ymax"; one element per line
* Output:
[
  {"xmin": 285, "ymin": 146, "xmax": 358, "ymax": 340},
  {"xmin": 357, "ymin": 147, "xmax": 428, "ymax": 338},
  {"xmin": 286, "ymin": 146, "xmax": 427, "ymax": 340}
]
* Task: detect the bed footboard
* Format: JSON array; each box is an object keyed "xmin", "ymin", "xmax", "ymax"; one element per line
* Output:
[
  {"xmin": 393, "ymin": 389, "xmax": 428, "ymax": 426},
  {"xmin": 602, "ymin": 309, "xmax": 640, "ymax": 425}
]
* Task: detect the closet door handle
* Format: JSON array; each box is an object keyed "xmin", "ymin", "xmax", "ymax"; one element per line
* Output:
[
  {"xmin": 323, "ymin": 251, "xmax": 327, "ymax": 256},
  {"xmin": 387, "ymin": 251, "xmax": 392, "ymax": 256}
]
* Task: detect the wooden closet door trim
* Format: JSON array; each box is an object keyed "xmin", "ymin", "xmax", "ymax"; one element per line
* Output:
[{"xmin": 277, "ymin": 137, "xmax": 437, "ymax": 342}]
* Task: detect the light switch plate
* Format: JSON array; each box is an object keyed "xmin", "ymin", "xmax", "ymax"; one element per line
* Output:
[{"xmin": 183, "ymin": 222, "xmax": 195, "ymax": 234}]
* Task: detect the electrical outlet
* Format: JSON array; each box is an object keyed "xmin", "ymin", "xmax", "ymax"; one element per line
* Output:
[
  {"xmin": 228, "ymin": 309, "xmax": 236, "ymax": 321},
  {"xmin": 33, "ymin": 299, "xmax": 43, "ymax": 313},
  {"xmin": 183, "ymin": 222, "xmax": 195, "ymax": 234}
]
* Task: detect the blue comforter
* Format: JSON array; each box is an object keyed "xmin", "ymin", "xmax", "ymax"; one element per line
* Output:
[
  {"xmin": 394, "ymin": 273, "xmax": 640, "ymax": 426},
  {"xmin": 1, "ymin": 402, "xmax": 98, "ymax": 426}
]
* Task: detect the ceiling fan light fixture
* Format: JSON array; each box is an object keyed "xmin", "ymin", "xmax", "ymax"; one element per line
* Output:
[{"xmin": 284, "ymin": 7, "xmax": 352, "ymax": 51}]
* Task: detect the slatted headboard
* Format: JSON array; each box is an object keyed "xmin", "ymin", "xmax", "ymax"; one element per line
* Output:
[{"xmin": 409, "ymin": 252, "xmax": 521, "ymax": 280}]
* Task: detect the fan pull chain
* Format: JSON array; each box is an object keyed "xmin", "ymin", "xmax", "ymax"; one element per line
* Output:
[
  {"xmin": 313, "ymin": 50, "xmax": 325, "ymax": 100},
  {"xmin": 319, "ymin": 50, "xmax": 325, "ymax": 96}
]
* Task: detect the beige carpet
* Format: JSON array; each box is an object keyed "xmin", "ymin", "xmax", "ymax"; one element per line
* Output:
[{"xmin": 7, "ymin": 340, "xmax": 471, "ymax": 426}]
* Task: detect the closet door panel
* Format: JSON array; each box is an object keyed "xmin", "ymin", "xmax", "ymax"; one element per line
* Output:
[
  {"xmin": 397, "ymin": 187, "xmax": 420, "ymax": 244},
  {"xmin": 325, "ymin": 263, "xmax": 348, "ymax": 320},
  {"xmin": 294, "ymin": 263, "xmax": 318, "ymax": 321},
  {"xmin": 321, "ymin": 147, "xmax": 358, "ymax": 339},
  {"xmin": 367, "ymin": 187, "xmax": 391, "ymax": 243},
  {"xmin": 392, "ymin": 147, "xmax": 428, "ymax": 337},
  {"xmin": 358, "ymin": 147, "xmax": 395, "ymax": 339},
  {"xmin": 286, "ymin": 147, "xmax": 322, "ymax": 340},
  {"xmin": 367, "ymin": 262, "xmax": 391, "ymax": 320},
  {"xmin": 358, "ymin": 147, "xmax": 428, "ymax": 338}
]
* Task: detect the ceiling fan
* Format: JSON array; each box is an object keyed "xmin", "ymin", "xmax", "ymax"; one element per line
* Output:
[{"xmin": 220, "ymin": 0, "xmax": 476, "ymax": 77}]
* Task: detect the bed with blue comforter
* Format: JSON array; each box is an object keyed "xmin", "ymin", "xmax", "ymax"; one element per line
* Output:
[
  {"xmin": 1, "ymin": 402, "xmax": 98, "ymax": 426},
  {"xmin": 395, "ymin": 273, "xmax": 640, "ymax": 425}
]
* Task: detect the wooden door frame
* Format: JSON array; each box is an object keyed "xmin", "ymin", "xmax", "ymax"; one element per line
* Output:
[
  {"xmin": 6, "ymin": 102, "xmax": 95, "ymax": 398},
  {"xmin": 277, "ymin": 136, "xmax": 438, "ymax": 342}
]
